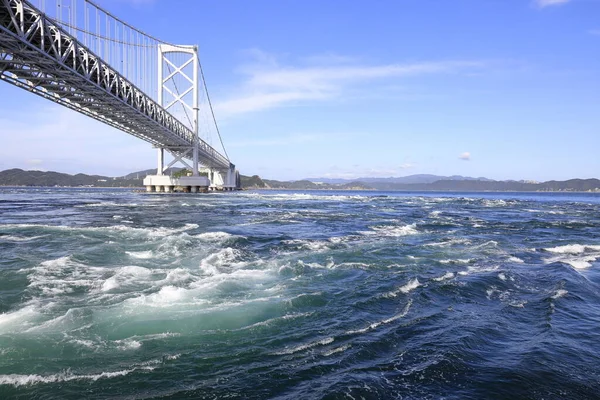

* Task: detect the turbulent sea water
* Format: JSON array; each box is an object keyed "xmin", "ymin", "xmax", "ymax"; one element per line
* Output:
[{"xmin": 1, "ymin": 188, "xmax": 600, "ymax": 399}]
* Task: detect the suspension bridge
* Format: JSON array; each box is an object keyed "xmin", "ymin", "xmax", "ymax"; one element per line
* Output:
[{"xmin": 0, "ymin": 0, "xmax": 239, "ymax": 192}]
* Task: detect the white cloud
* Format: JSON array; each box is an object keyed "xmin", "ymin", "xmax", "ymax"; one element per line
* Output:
[
  {"xmin": 459, "ymin": 152, "xmax": 471, "ymax": 161},
  {"xmin": 534, "ymin": 0, "xmax": 572, "ymax": 8},
  {"xmin": 215, "ymin": 50, "xmax": 486, "ymax": 116}
]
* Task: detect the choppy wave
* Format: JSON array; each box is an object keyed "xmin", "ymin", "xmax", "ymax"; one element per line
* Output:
[{"xmin": 1, "ymin": 188, "xmax": 600, "ymax": 398}]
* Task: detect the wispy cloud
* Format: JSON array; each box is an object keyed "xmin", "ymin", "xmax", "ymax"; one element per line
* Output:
[
  {"xmin": 215, "ymin": 49, "xmax": 486, "ymax": 116},
  {"xmin": 534, "ymin": 0, "xmax": 572, "ymax": 8},
  {"xmin": 459, "ymin": 152, "xmax": 471, "ymax": 161}
]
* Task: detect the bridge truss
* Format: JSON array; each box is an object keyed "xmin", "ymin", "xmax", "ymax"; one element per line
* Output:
[{"xmin": 0, "ymin": 0, "xmax": 237, "ymax": 189}]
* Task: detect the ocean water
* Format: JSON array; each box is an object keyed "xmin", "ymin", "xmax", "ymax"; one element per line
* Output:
[{"xmin": 0, "ymin": 188, "xmax": 599, "ymax": 399}]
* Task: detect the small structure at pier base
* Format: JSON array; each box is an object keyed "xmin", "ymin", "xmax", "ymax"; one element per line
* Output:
[{"xmin": 143, "ymin": 175, "xmax": 210, "ymax": 193}]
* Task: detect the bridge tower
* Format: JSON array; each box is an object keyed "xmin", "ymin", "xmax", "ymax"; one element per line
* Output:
[{"xmin": 143, "ymin": 44, "xmax": 238, "ymax": 193}]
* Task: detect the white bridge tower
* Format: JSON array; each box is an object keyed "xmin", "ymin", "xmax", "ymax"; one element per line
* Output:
[{"xmin": 143, "ymin": 44, "xmax": 238, "ymax": 192}]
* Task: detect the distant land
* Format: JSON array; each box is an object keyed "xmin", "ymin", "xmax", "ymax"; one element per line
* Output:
[{"xmin": 1, "ymin": 168, "xmax": 600, "ymax": 192}]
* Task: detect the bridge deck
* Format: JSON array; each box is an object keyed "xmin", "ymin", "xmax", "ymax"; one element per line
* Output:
[{"xmin": 0, "ymin": 0, "xmax": 231, "ymax": 170}]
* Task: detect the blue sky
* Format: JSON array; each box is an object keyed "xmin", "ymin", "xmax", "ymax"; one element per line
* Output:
[{"xmin": 1, "ymin": 0, "xmax": 599, "ymax": 181}]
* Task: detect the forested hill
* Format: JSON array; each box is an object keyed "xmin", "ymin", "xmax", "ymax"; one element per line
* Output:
[
  {"xmin": 1, "ymin": 169, "xmax": 599, "ymax": 192},
  {"xmin": 241, "ymin": 174, "xmax": 600, "ymax": 192}
]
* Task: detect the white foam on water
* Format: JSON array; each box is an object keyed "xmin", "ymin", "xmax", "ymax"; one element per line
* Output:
[
  {"xmin": 544, "ymin": 244, "xmax": 600, "ymax": 254},
  {"xmin": 541, "ymin": 244, "xmax": 600, "ymax": 269},
  {"xmin": 424, "ymin": 238, "xmax": 471, "ymax": 248},
  {"xmin": 0, "ymin": 305, "xmax": 40, "ymax": 333},
  {"xmin": 70, "ymin": 339, "xmax": 97, "ymax": 349},
  {"xmin": 114, "ymin": 338, "xmax": 142, "ymax": 350},
  {"xmin": 238, "ymin": 312, "xmax": 313, "ymax": 331},
  {"xmin": 552, "ymin": 289, "xmax": 568, "ymax": 299},
  {"xmin": 126, "ymin": 250, "xmax": 154, "ymax": 259},
  {"xmin": 458, "ymin": 265, "xmax": 499, "ymax": 276},
  {"xmin": 335, "ymin": 262, "xmax": 371, "ymax": 270},
  {"xmin": 282, "ymin": 239, "xmax": 331, "ymax": 252},
  {"xmin": 473, "ymin": 240, "xmax": 499, "ymax": 249},
  {"xmin": 274, "ymin": 337, "xmax": 335, "ymax": 355},
  {"xmin": 0, "ymin": 235, "xmax": 45, "ymax": 242},
  {"xmin": 157, "ymin": 268, "xmax": 194, "ymax": 286},
  {"xmin": 399, "ymin": 278, "xmax": 420, "ymax": 294},
  {"xmin": 0, "ymin": 223, "xmax": 198, "ymax": 240},
  {"xmin": 361, "ymin": 223, "xmax": 419, "ymax": 237},
  {"xmin": 322, "ymin": 344, "xmax": 351, "ymax": 356},
  {"xmin": 440, "ymin": 259, "xmax": 472, "ymax": 265},
  {"xmin": 101, "ymin": 265, "xmax": 153, "ymax": 292},
  {"xmin": 126, "ymin": 285, "xmax": 189, "ymax": 307},
  {"xmin": 433, "ymin": 272, "xmax": 455, "ymax": 282},
  {"xmin": 199, "ymin": 247, "xmax": 246, "ymax": 275},
  {"xmin": 498, "ymin": 273, "xmax": 507, "ymax": 281},
  {"xmin": 0, "ymin": 365, "xmax": 156, "ymax": 387},
  {"xmin": 509, "ymin": 300, "xmax": 527, "ymax": 308},
  {"xmin": 346, "ymin": 300, "xmax": 412, "ymax": 335},
  {"xmin": 135, "ymin": 332, "xmax": 181, "ymax": 340},
  {"xmin": 195, "ymin": 231, "xmax": 234, "ymax": 242},
  {"xmin": 26, "ymin": 256, "xmax": 108, "ymax": 297},
  {"xmin": 562, "ymin": 258, "xmax": 596, "ymax": 269},
  {"xmin": 508, "ymin": 256, "xmax": 524, "ymax": 264},
  {"xmin": 385, "ymin": 279, "xmax": 420, "ymax": 298},
  {"xmin": 483, "ymin": 199, "xmax": 507, "ymax": 207}
]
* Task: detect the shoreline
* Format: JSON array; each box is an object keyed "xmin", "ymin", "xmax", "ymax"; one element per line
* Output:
[{"xmin": 2, "ymin": 185, "xmax": 599, "ymax": 194}]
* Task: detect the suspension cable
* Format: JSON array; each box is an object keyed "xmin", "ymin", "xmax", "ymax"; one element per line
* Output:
[
  {"xmin": 163, "ymin": 59, "xmax": 194, "ymax": 130},
  {"xmin": 197, "ymin": 53, "xmax": 229, "ymax": 162}
]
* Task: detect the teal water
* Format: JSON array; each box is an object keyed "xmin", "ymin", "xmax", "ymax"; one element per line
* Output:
[{"xmin": 1, "ymin": 188, "xmax": 600, "ymax": 399}]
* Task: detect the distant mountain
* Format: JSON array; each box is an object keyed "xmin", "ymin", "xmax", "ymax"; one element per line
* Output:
[
  {"xmin": 122, "ymin": 168, "xmax": 184, "ymax": 180},
  {"xmin": 1, "ymin": 169, "xmax": 599, "ymax": 192},
  {"xmin": 306, "ymin": 174, "xmax": 495, "ymax": 185},
  {"xmin": 0, "ymin": 168, "xmax": 142, "ymax": 187}
]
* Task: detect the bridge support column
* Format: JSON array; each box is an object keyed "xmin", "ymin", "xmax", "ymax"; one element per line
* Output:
[{"xmin": 157, "ymin": 148, "xmax": 164, "ymax": 175}]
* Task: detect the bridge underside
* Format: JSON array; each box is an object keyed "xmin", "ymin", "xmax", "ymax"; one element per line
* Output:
[{"xmin": 0, "ymin": 0, "xmax": 233, "ymax": 172}]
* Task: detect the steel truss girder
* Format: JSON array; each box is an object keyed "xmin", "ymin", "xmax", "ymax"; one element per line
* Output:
[{"xmin": 0, "ymin": 0, "xmax": 232, "ymax": 170}]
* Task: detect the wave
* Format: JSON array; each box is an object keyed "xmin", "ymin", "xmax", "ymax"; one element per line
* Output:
[
  {"xmin": 0, "ymin": 223, "xmax": 199, "ymax": 239},
  {"xmin": 542, "ymin": 243, "xmax": 600, "ymax": 269},
  {"xmin": 346, "ymin": 300, "xmax": 413, "ymax": 335},
  {"xmin": 544, "ymin": 244, "xmax": 600, "ymax": 254},
  {"xmin": 0, "ymin": 363, "xmax": 158, "ymax": 387},
  {"xmin": 360, "ymin": 223, "xmax": 419, "ymax": 237},
  {"xmin": 385, "ymin": 279, "xmax": 420, "ymax": 298},
  {"xmin": 274, "ymin": 337, "xmax": 335, "ymax": 355}
]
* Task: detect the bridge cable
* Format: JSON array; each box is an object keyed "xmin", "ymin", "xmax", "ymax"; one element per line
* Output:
[
  {"xmin": 197, "ymin": 54, "xmax": 230, "ymax": 162},
  {"xmin": 164, "ymin": 60, "xmax": 194, "ymax": 132}
]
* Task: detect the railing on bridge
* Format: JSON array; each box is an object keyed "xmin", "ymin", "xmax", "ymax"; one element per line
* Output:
[{"xmin": 0, "ymin": 0, "xmax": 238, "ymax": 189}]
